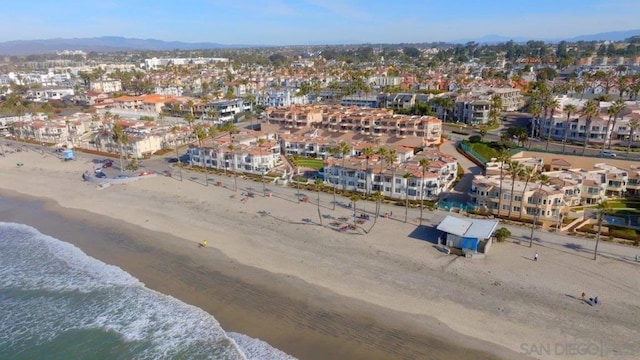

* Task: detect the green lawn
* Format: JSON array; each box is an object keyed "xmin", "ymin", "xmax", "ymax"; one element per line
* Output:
[
  {"xmin": 467, "ymin": 142, "xmax": 499, "ymax": 161},
  {"xmin": 293, "ymin": 158, "xmax": 324, "ymax": 170},
  {"xmin": 604, "ymin": 200, "xmax": 640, "ymax": 209}
]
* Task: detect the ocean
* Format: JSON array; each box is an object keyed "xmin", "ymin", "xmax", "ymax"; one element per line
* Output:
[{"xmin": 0, "ymin": 222, "xmax": 296, "ymax": 360}]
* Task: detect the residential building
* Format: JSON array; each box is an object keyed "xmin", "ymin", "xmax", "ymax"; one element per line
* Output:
[
  {"xmin": 323, "ymin": 149, "xmax": 457, "ymax": 200},
  {"xmin": 89, "ymin": 77, "xmax": 123, "ymax": 93}
]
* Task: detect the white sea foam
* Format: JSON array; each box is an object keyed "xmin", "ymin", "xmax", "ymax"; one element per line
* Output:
[
  {"xmin": 230, "ymin": 333, "xmax": 299, "ymax": 360},
  {"xmin": 0, "ymin": 222, "xmax": 296, "ymax": 359}
]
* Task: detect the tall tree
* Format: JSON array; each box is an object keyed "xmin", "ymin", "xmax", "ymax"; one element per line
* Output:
[
  {"xmin": 628, "ymin": 119, "xmax": 640, "ymax": 158},
  {"xmin": 111, "ymin": 123, "xmax": 127, "ymax": 171},
  {"xmin": 403, "ymin": 173, "xmax": 413, "ymax": 223},
  {"xmin": 518, "ymin": 166, "xmax": 536, "ymax": 220},
  {"xmin": 606, "ymin": 99, "xmax": 625, "ymax": 150},
  {"xmin": 257, "ymin": 138, "xmax": 267, "ymax": 196},
  {"xmin": 593, "ymin": 201, "xmax": 611, "ymax": 260},
  {"xmin": 328, "ymin": 147, "xmax": 339, "ymax": 210},
  {"xmin": 376, "ymin": 147, "xmax": 389, "ymax": 194},
  {"xmin": 338, "ymin": 141, "xmax": 351, "ymax": 191},
  {"xmin": 496, "ymin": 149, "xmax": 511, "ymax": 216},
  {"xmin": 384, "ymin": 149, "xmax": 397, "ymax": 196},
  {"xmin": 193, "ymin": 124, "xmax": 209, "ymax": 186},
  {"xmin": 562, "ymin": 104, "xmax": 577, "ymax": 154},
  {"xmin": 506, "ymin": 160, "xmax": 525, "ymax": 218},
  {"xmin": 581, "ymin": 100, "xmax": 599, "ymax": 155},
  {"xmin": 529, "ymin": 174, "xmax": 550, "ymax": 248},
  {"xmin": 362, "ymin": 146, "xmax": 375, "ymax": 196},
  {"xmin": 228, "ymin": 143, "xmax": 237, "ymax": 191},
  {"xmin": 314, "ymin": 178, "xmax": 324, "ymax": 226},
  {"xmin": 367, "ymin": 191, "xmax": 384, "ymax": 233},
  {"xmin": 418, "ymin": 158, "xmax": 431, "ymax": 226},
  {"xmin": 544, "ymin": 97, "xmax": 559, "ymax": 150}
]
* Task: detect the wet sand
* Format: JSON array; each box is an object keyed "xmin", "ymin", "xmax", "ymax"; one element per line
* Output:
[{"xmin": 0, "ymin": 193, "xmax": 508, "ymax": 360}]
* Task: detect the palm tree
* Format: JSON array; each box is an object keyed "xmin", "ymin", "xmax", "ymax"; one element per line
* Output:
[
  {"xmin": 349, "ymin": 194, "xmax": 360, "ymax": 228},
  {"xmin": 170, "ymin": 125, "xmax": 183, "ymax": 181},
  {"xmin": 506, "ymin": 160, "xmax": 524, "ymax": 218},
  {"xmin": 628, "ymin": 119, "xmax": 640, "ymax": 158},
  {"xmin": 376, "ymin": 147, "xmax": 388, "ymax": 194},
  {"xmin": 221, "ymin": 121, "xmax": 237, "ymax": 144},
  {"xmin": 418, "ymin": 158, "xmax": 431, "ymax": 226},
  {"xmin": 257, "ymin": 138, "xmax": 267, "ymax": 196},
  {"xmin": 228, "ymin": 143, "xmax": 237, "ymax": 191},
  {"xmin": 111, "ymin": 123, "xmax": 127, "ymax": 171},
  {"xmin": 362, "ymin": 146, "xmax": 375, "ymax": 196},
  {"xmin": 562, "ymin": 104, "xmax": 577, "ymax": 154},
  {"xmin": 184, "ymin": 113, "xmax": 196, "ymax": 141},
  {"xmin": 544, "ymin": 98, "xmax": 559, "ymax": 151},
  {"xmin": 403, "ymin": 173, "xmax": 413, "ymax": 223},
  {"xmin": 327, "ymin": 147, "xmax": 339, "ymax": 210},
  {"xmin": 367, "ymin": 191, "xmax": 384, "ymax": 233},
  {"xmin": 528, "ymin": 102, "xmax": 542, "ymax": 139},
  {"xmin": 384, "ymin": 150, "xmax": 397, "ymax": 196},
  {"xmin": 489, "ymin": 94, "xmax": 503, "ymax": 124},
  {"xmin": 338, "ymin": 141, "xmax": 351, "ymax": 191},
  {"xmin": 496, "ymin": 149, "xmax": 511, "ymax": 216},
  {"xmin": 314, "ymin": 178, "xmax": 324, "ymax": 226},
  {"xmin": 529, "ymin": 174, "xmax": 550, "ymax": 248},
  {"xmin": 440, "ymin": 97, "xmax": 454, "ymax": 122},
  {"xmin": 593, "ymin": 201, "xmax": 611, "ymax": 260},
  {"xmin": 193, "ymin": 124, "xmax": 209, "ymax": 186},
  {"xmin": 606, "ymin": 99, "xmax": 625, "ymax": 150},
  {"xmin": 208, "ymin": 126, "xmax": 220, "ymax": 171},
  {"xmin": 581, "ymin": 100, "xmax": 599, "ymax": 155},
  {"xmin": 518, "ymin": 166, "xmax": 536, "ymax": 220}
]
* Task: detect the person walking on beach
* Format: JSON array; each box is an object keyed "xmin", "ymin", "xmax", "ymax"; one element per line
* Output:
[
  {"xmin": 534, "ymin": 253, "xmax": 538, "ymax": 261},
  {"xmin": 581, "ymin": 292, "xmax": 586, "ymax": 300},
  {"xmin": 594, "ymin": 296, "xmax": 599, "ymax": 305}
]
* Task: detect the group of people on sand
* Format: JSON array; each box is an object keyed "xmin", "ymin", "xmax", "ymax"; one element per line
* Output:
[{"xmin": 581, "ymin": 292, "xmax": 600, "ymax": 305}]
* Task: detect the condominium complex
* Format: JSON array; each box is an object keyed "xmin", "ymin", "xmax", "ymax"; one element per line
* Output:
[
  {"xmin": 266, "ymin": 105, "xmax": 442, "ymax": 147},
  {"xmin": 469, "ymin": 160, "xmax": 636, "ymax": 223}
]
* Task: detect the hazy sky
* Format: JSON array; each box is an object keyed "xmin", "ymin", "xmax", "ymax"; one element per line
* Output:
[{"xmin": 1, "ymin": 0, "xmax": 638, "ymax": 45}]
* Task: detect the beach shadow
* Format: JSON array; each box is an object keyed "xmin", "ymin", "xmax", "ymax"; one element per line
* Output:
[
  {"xmin": 521, "ymin": 256, "xmax": 535, "ymax": 261},
  {"xmin": 408, "ymin": 225, "xmax": 441, "ymax": 244},
  {"xmin": 565, "ymin": 294, "xmax": 593, "ymax": 306},
  {"xmin": 564, "ymin": 243, "xmax": 583, "ymax": 251}
]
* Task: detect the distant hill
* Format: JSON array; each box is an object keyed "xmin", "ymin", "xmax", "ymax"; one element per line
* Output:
[
  {"xmin": 453, "ymin": 29, "xmax": 640, "ymax": 44},
  {"xmin": 566, "ymin": 29, "xmax": 640, "ymax": 42},
  {"xmin": 0, "ymin": 36, "xmax": 244, "ymax": 56}
]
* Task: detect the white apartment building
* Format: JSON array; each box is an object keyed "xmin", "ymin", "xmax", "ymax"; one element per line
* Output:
[
  {"xmin": 89, "ymin": 77, "xmax": 123, "ymax": 93},
  {"xmin": 323, "ymin": 150, "xmax": 458, "ymax": 200},
  {"xmin": 188, "ymin": 139, "xmax": 282, "ymax": 174}
]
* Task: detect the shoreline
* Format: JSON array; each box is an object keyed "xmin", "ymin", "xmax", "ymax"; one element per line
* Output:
[
  {"xmin": 0, "ymin": 191, "xmax": 506, "ymax": 360},
  {"xmin": 2, "ymin": 149, "xmax": 639, "ymax": 360}
]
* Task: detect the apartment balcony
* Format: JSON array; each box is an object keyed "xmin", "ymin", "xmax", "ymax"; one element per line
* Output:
[{"xmin": 581, "ymin": 192, "xmax": 602, "ymax": 199}]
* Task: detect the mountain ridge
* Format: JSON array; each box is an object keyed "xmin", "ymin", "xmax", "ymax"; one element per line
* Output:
[{"xmin": 1, "ymin": 30, "xmax": 640, "ymax": 56}]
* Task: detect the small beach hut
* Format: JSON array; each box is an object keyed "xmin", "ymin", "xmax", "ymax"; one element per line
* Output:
[{"xmin": 436, "ymin": 215, "xmax": 498, "ymax": 253}]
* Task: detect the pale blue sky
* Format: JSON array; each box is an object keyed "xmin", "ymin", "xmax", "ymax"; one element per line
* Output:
[{"xmin": 1, "ymin": 0, "xmax": 638, "ymax": 45}]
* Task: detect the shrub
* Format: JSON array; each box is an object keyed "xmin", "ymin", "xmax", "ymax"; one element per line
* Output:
[
  {"xmin": 468, "ymin": 135, "xmax": 482, "ymax": 143},
  {"xmin": 494, "ymin": 227, "xmax": 511, "ymax": 242},
  {"xmin": 609, "ymin": 227, "xmax": 638, "ymax": 241}
]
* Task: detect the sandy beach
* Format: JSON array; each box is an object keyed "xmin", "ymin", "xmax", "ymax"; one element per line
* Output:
[{"xmin": 2, "ymin": 147, "xmax": 639, "ymax": 360}]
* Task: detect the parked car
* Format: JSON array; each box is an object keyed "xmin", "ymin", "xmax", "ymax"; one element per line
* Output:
[
  {"xmin": 598, "ymin": 151, "xmax": 617, "ymax": 158},
  {"xmin": 139, "ymin": 171, "xmax": 154, "ymax": 176},
  {"xmin": 102, "ymin": 160, "xmax": 114, "ymax": 168},
  {"xmin": 114, "ymin": 174, "xmax": 129, "ymax": 179},
  {"xmin": 94, "ymin": 171, "xmax": 107, "ymax": 178}
]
